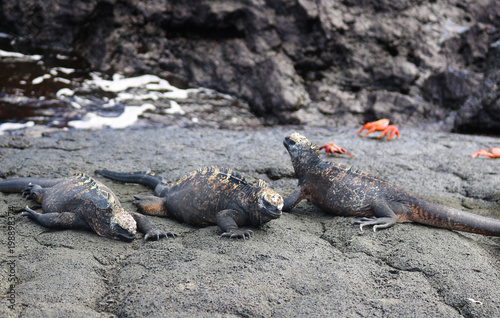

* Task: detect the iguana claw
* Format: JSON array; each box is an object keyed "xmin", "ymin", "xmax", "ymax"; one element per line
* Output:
[
  {"xmin": 353, "ymin": 216, "xmax": 397, "ymax": 232},
  {"xmin": 21, "ymin": 206, "xmax": 40, "ymax": 218},
  {"xmin": 319, "ymin": 142, "xmax": 353, "ymax": 158},
  {"xmin": 358, "ymin": 119, "xmax": 400, "ymax": 141},
  {"xmin": 21, "ymin": 183, "xmax": 33, "ymax": 198},
  {"xmin": 220, "ymin": 229, "xmax": 254, "ymax": 240},
  {"xmin": 144, "ymin": 229, "xmax": 177, "ymax": 241}
]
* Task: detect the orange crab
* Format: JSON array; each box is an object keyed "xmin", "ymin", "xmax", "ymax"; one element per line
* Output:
[
  {"xmin": 319, "ymin": 142, "xmax": 353, "ymax": 158},
  {"xmin": 470, "ymin": 147, "xmax": 500, "ymax": 159},
  {"xmin": 358, "ymin": 119, "xmax": 400, "ymax": 141}
]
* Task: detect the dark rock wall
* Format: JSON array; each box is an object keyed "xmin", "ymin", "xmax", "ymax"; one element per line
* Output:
[{"xmin": 1, "ymin": 0, "xmax": 499, "ymax": 133}]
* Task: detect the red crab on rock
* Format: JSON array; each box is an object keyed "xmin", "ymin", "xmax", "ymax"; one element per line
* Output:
[
  {"xmin": 319, "ymin": 142, "xmax": 353, "ymax": 158},
  {"xmin": 358, "ymin": 119, "xmax": 400, "ymax": 141},
  {"xmin": 470, "ymin": 147, "xmax": 500, "ymax": 159}
]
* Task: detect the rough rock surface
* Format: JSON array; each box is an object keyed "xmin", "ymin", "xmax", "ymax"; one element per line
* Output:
[
  {"xmin": 0, "ymin": 127, "xmax": 499, "ymax": 317},
  {"xmin": 1, "ymin": 0, "xmax": 499, "ymax": 133}
]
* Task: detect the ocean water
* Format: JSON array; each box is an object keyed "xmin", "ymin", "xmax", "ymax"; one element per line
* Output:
[{"xmin": 0, "ymin": 39, "xmax": 256, "ymax": 135}]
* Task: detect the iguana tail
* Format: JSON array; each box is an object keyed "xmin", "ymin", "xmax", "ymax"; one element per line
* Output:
[
  {"xmin": 0, "ymin": 177, "xmax": 61, "ymax": 193},
  {"xmin": 95, "ymin": 170, "xmax": 169, "ymax": 196},
  {"xmin": 410, "ymin": 198, "xmax": 500, "ymax": 237}
]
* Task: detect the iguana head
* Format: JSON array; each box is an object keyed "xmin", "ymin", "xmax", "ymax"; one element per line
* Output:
[
  {"xmin": 107, "ymin": 209, "xmax": 137, "ymax": 242},
  {"xmin": 283, "ymin": 133, "xmax": 320, "ymax": 165},
  {"xmin": 255, "ymin": 188, "xmax": 283, "ymax": 223}
]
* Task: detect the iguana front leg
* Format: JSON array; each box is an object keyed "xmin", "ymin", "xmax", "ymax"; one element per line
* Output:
[
  {"xmin": 129, "ymin": 212, "xmax": 177, "ymax": 241},
  {"xmin": 352, "ymin": 199, "xmax": 398, "ymax": 231},
  {"xmin": 283, "ymin": 186, "xmax": 304, "ymax": 212},
  {"xmin": 133, "ymin": 195, "xmax": 168, "ymax": 216},
  {"xmin": 21, "ymin": 184, "xmax": 47, "ymax": 204},
  {"xmin": 216, "ymin": 209, "xmax": 253, "ymax": 239},
  {"xmin": 22, "ymin": 206, "xmax": 91, "ymax": 230}
]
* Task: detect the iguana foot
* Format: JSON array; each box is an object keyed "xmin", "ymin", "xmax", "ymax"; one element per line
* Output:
[
  {"xmin": 353, "ymin": 216, "xmax": 397, "ymax": 231},
  {"xmin": 21, "ymin": 183, "xmax": 44, "ymax": 201},
  {"xmin": 21, "ymin": 206, "xmax": 41, "ymax": 219},
  {"xmin": 358, "ymin": 119, "xmax": 399, "ymax": 141},
  {"xmin": 220, "ymin": 229, "xmax": 254, "ymax": 240},
  {"xmin": 144, "ymin": 229, "xmax": 177, "ymax": 241},
  {"xmin": 470, "ymin": 147, "xmax": 500, "ymax": 159},
  {"xmin": 319, "ymin": 142, "xmax": 353, "ymax": 158}
]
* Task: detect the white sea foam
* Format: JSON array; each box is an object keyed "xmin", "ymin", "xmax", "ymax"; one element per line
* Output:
[
  {"xmin": 56, "ymin": 88, "xmax": 74, "ymax": 97},
  {"xmin": 54, "ymin": 77, "xmax": 71, "ymax": 84},
  {"xmin": 32, "ymin": 74, "xmax": 51, "ymax": 84},
  {"xmin": 56, "ymin": 54, "xmax": 71, "ymax": 60},
  {"xmin": 53, "ymin": 72, "xmax": 233, "ymax": 129},
  {"xmin": 53, "ymin": 67, "xmax": 75, "ymax": 74},
  {"xmin": 89, "ymin": 73, "xmax": 199, "ymax": 100},
  {"xmin": 55, "ymin": 73, "xmax": 196, "ymax": 115},
  {"xmin": 0, "ymin": 49, "xmax": 42, "ymax": 60},
  {"xmin": 89, "ymin": 73, "xmax": 161, "ymax": 92},
  {"xmin": 67, "ymin": 103, "xmax": 155, "ymax": 129},
  {"xmin": 0, "ymin": 121, "xmax": 35, "ymax": 135},
  {"xmin": 3, "ymin": 47, "xmax": 232, "ymax": 131},
  {"xmin": 164, "ymin": 100, "xmax": 185, "ymax": 115}
]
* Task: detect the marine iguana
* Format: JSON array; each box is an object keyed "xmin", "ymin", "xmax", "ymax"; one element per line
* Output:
[
  {"xmin": 0, "ymin": 173, "xmax": 176, "ymax": 241},
  {"xmin": 283, "ymin": 133, "xmax": 500, "ymax": 236},
  {"xmin": 95, "ymin": 166, "xmax": 283, "ymax": 239}
]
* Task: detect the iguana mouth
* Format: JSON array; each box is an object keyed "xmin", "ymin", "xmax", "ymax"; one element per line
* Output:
[
  {"xmin": 284, "ymin": 133, "xmax": 320, "ymax": 157},
  {"xmin": 261, "ymin": 191, "xmax": 283, "ymax": 218},
  {"xmin": 284, "ymin": 133, "xmax": 308, "ymax": 152},
  {"xmin": 266, "ymin": 207, "xmax": 283, "ymax": 219},
  {"xmin": 117, "ymin": 232, "xmax": 136, "ymax": 242},
  {"xmin": 266, "ymin": 207, "xmax": 282, "ymax": 218},
  {"xmin": 283, "ymin": 136, "xmax": 293, "ymax": 150}
]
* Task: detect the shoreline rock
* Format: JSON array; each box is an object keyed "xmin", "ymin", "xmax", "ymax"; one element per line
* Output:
[{"xmin": 1, "ymin": 1, "xmax": 499, "ymax": 133}]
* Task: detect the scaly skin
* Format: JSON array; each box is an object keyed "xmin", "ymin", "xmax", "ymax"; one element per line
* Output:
[
  {"xmin": 283, "ymin": 133, "xmax": 500, "ymax": 236},
  {"xmin": 95, "ymin": 166, "xmax": 283, "ymax": 239},
  {"xmin": 0, "ymin": 173, "xmax": 175, "ymax": 241}
]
